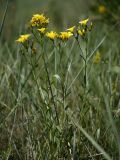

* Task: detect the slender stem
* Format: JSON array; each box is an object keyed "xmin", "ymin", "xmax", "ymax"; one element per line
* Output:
[
  {"xmin": 23, "ymin": 48, "xmax": 43, "ymax": 102},
  {"xmin": 21, "ymin": 53, "xmax": 41, "ymax": 89},
  {"xmin": 41, "ymin": 40, "xmax": 59, "ymax": 124},
  {"xmin": 76, "ymin": 38, "xmax": 86, "ymax": 61},
  {"xmin": 0, "ymin": 0, "xmax": 9, "ymax": 38},
  {"xmin": 42, "ymin": 52, "xmax": 59, "ymax": 124},
  {"xmin": 75, "ymin": 37, "xmax": 88, "ymax": 89},
  {"xmin": 53, "ymin": 41, "xmax": 57, "ymax": 75},
  {"xmin": 53, "ymin": 41, "xmax": 59, "ymax": 111},
  {"xmin": 84, "ymin": 37, "xmax": 88, "ymax": 90}
]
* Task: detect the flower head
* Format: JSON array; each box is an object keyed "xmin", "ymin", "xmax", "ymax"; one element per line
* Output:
[
  {"xmin": 79, "ymin": 18, "xmax": 89, "ymax": 26},
  {"xmin": 30, "ymin": 14, "xmax": 49, "ymax": 27},
  {"xmin": 67, "ymin": 26, "xmax": 75, "ymax": 33},
  {"xmin": 16, "ymin": 34, "xmax": 31, "ymax": 43},
  {"xmin": 37, "ymin": 28, "xmax": 46, "ymax": 34},
  {"xmin": 77, "ymin": 29, "xmax": 86, "ymax": 38},
  {"xmin": 46, "ymin": 31, "xmax": 58, "ymax": 40},
  {"xmin": 59, "ymin": 31, "xmax": 73, "ymax": 41},
  {"xmin": 93, "ymin": 51, "xmax": 101, "ymax": 64},
  {"xmin": 98, "ymin": 5, "xmax": 107, "ymax": 14}
]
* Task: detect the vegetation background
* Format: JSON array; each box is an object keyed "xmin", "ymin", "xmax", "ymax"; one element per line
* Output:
[{"xmin": 0, "ymin": 0, "xmax": 120, "ymax": 159}]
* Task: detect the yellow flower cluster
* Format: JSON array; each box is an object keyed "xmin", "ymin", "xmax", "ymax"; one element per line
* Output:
[
  {"xmin": 45, "ymin": 31, "xmax": 73, "ymax": 41},
  {"xmin": 16, "ymin": 14, "xmax": 93, "ymax": 44},
  {"xmin": 77, "ymin": 18, "xmax": 92, "ymax": 38},
  {"xmin": 30, "ymin": 14, "xmax": 49, "ymax": 27},
  {"xmin": 16, "ymin": 34, "xmax": 31, "ymax": 43}
]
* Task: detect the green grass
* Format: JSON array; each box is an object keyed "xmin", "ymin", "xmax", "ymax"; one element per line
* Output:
[{"xmin": 0, "ymin": 1, "xmax": 120, "ymax": 160}]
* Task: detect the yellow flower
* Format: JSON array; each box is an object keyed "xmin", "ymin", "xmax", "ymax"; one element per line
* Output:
[
  {"xmin": 59, "ymin": 32, "xmax": 73, "ymax": 41},
  {"xmin": 46, "ymin": 31, "xmax": 58, "ymax": 40},
  {"xmin": 16, "ymin": 34, "xmax": 31, "ymax": 43},
  {"xmin": 77, "ymin": 29, "xmax": 86, "ymax": 37},
  {"xmin": 37, "ymin": 28, "xmax": 46, "ymax": 34},
  {"xmin": 67, "ymin": 26, "xmax": 75, "ymax": 33},
  {"xmin": 93, "ymin": 51, "xmax": 101, "ymax": 64},
  {"xmin": 30, "ymin": 14, "xmax": 49, "ymax": 27},
  {"xmin": 79, "ymin": 18, "xmax": 89, "ymax": 26},
  {"xmin": 98, "ymin": 5, "xmax": 107, "ymax": 14}
]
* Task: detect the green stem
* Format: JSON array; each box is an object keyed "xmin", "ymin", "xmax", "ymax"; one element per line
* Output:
[
  {"xmin": 0, "ymin": 0, "xmax": 9, "ymax": 38},
  {"xmin": 53, "ymin": 41, "xmax": 57, "ymax": 75},
  {"xmin": 42, "ymin": 52, "xmax": 59, "ymax": 124},
  {"xmin": 41, "ymin": 40, "xmax": 59, "ymax": 124},
  {"xmin": 76, "ymin": 38, "xmax": 86, "ymax": 61},
  {"xmin": 84, "ymin": 37, "xmax": 88, "ymax": 90}
]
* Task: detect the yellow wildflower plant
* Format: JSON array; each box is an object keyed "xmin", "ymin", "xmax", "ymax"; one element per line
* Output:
[
  {"xmin": 16, "ymin": 34, "xmax": 31, "ymax": 43},
  {"xmin": 59, "ymin": 31, "xmax": 73, "ymax": 41},
  {"xmin": 30, "ymin": 14, "xmax": 49, "ymax": 27},
  {"xmin": 77, "ymin": 29, "xmax": 86, "ymax": 38},
  {"xmin": 93, "ymin": 51, "xmax": 101, "ymax": 64},
  {"xmin": 67, "ymin": 26, "xmax": 75, "ymax": 33},
  {"xmin": 37, "ymin": 28, "xmax": 46, "ymax": 34},
  {"xmin": 98, "ymin": 5, "xmax": 107, "ymax": 14},
  {"xmin": 79, "ymin": 18, "xmax": 89, "ymax": 26},
  {"xmin": 46, "ymin": 31, "xmax": 58, "ymax": 40}
]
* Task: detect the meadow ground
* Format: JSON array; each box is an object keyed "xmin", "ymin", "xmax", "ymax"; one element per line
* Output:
[{"xmin": 0, "ymin": 0, "xmax": 120, "ymax": 159}]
